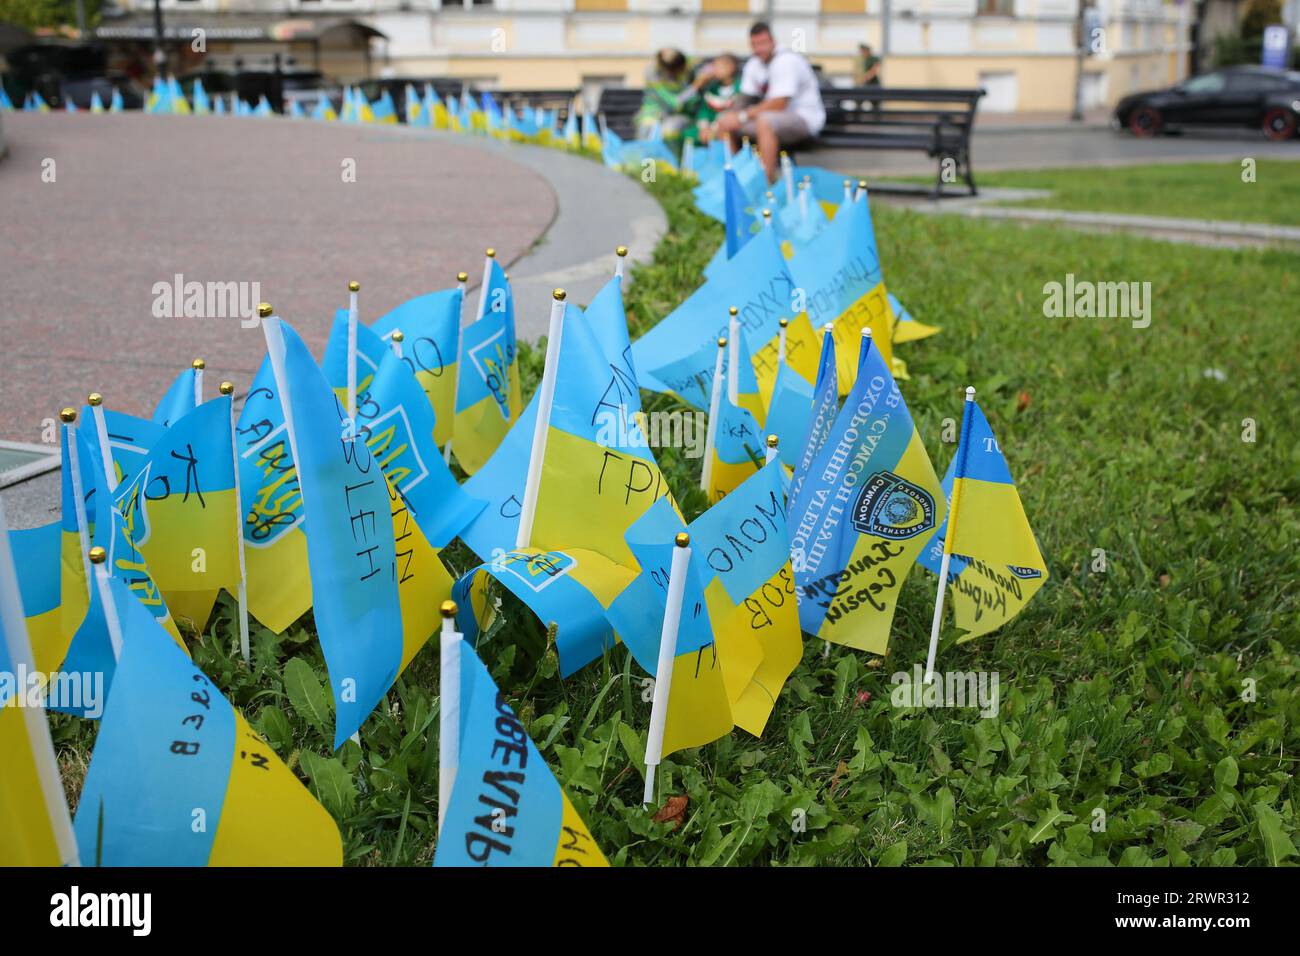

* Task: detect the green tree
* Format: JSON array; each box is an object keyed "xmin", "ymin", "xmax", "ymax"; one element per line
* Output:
[
  {"xmin": 0, "ymin": 0, "xmax": 102, "ymax": 34},
  {"xmin": 1241, "ymin": 0, "xmax": 1283, "ymax": 39}
]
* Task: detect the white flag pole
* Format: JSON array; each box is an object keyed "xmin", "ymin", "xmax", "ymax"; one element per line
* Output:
[
  {"xmin": 346, "ymin": 280, "xmax": 360, "ymax": 431},
  {"xmin": 390, "ymin": 330, "xmax": 404, "ymax": 359},
  {"xmin": 924, "ymin": 385, "xmax": 976, "ymax": 685},
  {"xmin": 799, "ymin": 179, "xmax": 810, "ymax": 224},
  {"xmin": 192, "ymin": 358, "xmax": 205, "ymax": 407},
  {"xmin": 0, "ymin": 497, "xmax": 80, "ymax": 866},
  {"xmin": 86, "ymin": 393, "xmax": 117, "ymax": 493},
  {"xmin": 475, "ymin": 248, "xmax": 495, "ymax": 321},
  {"xmin": 762, "ymin": 208, "xmax": 773, "ymax": 231},
  {"xmin": 438, "ymin": 599, "xmax": 462, "ymax": 834},
  {"xmin": 727, "ymin": 306, "xmax": 740, "ymax": 406},
  {"xmin": 615, "ymin": 245, "xmax": 628, "ymax": 280},
  {"xmin": 855, "ymin": 178, "xmax": 867, "ymax": 202},
  {"xmin": 60, "ymin": 410, "xmax": 93, "ymax": 599},
  {"xmin": 643, "ymin": 532, "xmax": 691, "ymax": 807},
  {"xmin": 778, "ymin": 317, "xmax": 788, "ymax": 368},
  {"xmin": 219, "ymin": 380, "xmax": 251, "ymax": 664},
  {"xmin": 515, "ymin": 289, "xmax": 567, "ymax": 549},
  {"xmin": 444, "ymin": 271, "xmax": 469, "ymax": 466},
  {"xmin": 700, "ymin": 337, "xmax": 727, "ymax": 493},
  {"xmin": 765, "ymin": 434, "xmax": 779, "ymax": 464},
  {"xmin": 842, "ymin": 178, "xmax": 853, "ymax": 203},
  {"xmin": 780, "ymin": 150, "xmax": 795, "ymax": 204},
  {"xmin": 88, "ymin": 546, "xmax": 124, "ymax": 663}
]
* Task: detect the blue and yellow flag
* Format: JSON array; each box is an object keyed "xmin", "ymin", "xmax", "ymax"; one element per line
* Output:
[
  {"xmin": 917, "ymin": 396, "xmax": 1048, "ymax": 640},
  {"xmin": 453, "ymin": 259, "xmax": 522, "ymax": 474},
  {"xmin": 236, "ymin": 354, "xmax": 311, "ymax": 633},
  {"xmin": 324, "ymin": 315, "xmax": 486, "ymax": 546},
  {"xmin": 764, "ymin": 361, "xmax": 814, "ymax": 470},
  {"xmin": 192, "ymin": 78, "xmax": 210, "ymax": 114},
  {"xmin": 372, "ymin": 288, "xmax": 462, "ymax": 449},
  {"xmin": 113, "ymin": 395, "xmax": 241, "ymax": 631},
  {"xmin": 434, "ymin": 638, "xmax": 606, "ymax": 867},
  {"xmin": 152, "ymin": 366, "xmax": 199, "ymax": 427},
  {"xmin": 8, "ymin": 521, "xmax": 69, "ymax": 674},
  {"xmin": 55, "ymin": 426, "xmax": 183, "ymax": 717},
  {"xmin": 581, "ymin": 112, "xmax": 601, "ymax": 151},
  {"xmin": 633, "ymin": 229, "xmax": 820, "ymax": 409},
  {"xmin": 607, "ymin": 469, "xmax": 802, "ymax": 755},
  {"xmin": 724, "ymin": 166, "xmax": 758, "ymax": 258},
  {"xmin": 788, "ymin": 326, "xmax": 838, "ymax": 506},
  {"xmin": 80, "ymin": 405, "xmax": 165, "ymax": 490},
  {"xmin": 73, "ymin": 577, "xmax": 341, "ymax": 865},
  {"xmin": 371, "ymin": 88, "xmax": 399, "ymax": 125},
  {"xmin": 789, "ymin": 333, "xmax": 944, "ymax": 653},
  {"xmin": 889, "ymin": 293, "xmax": 941, "ymax": 344},
  {"xmin": 1, "ymin": 500, "xmax": 79, "ymax": 866},
  {"xmin": 708, "ymin": 391, "xmax": 763, "ymax": 505},
  {"xmin": 266, "ymin": 317, "xmax": 453, "ymax": 748},
  {"xmin": 580, "ymin": 274, "xmax": 640, "ymax": 418},
  {"xmin": 58, "ymin": 421, "xmax": 94, "ymax": 647},
  {"xmin": 788, "ymin": 191, "xmax": 895, "ymax": 389},
  {"xmin": 453, "ymin": 547, "xmax": 636, "ymax": 677},
  {"xmin": 531, "ymin": 305, "xmax": 674, "ymax": 566}
]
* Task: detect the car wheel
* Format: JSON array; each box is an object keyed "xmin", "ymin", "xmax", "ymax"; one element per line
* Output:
[
  {"xmin": 1262, "ymin": 108, "xmax": 1298, "ymax": 141},
  {"xmin": 1128, "ymin": 106, "xmax": 1162, "ymax": 138}
]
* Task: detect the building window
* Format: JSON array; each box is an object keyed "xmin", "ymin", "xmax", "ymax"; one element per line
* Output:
[{"xmin": 976, "ymin": 0, "xmax": 1014, "ymax": 15}]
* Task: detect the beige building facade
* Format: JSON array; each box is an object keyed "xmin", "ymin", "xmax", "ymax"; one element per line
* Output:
[{"xmin": 110, "ymin": 0, "xmax": 1196, "ymax": 112}]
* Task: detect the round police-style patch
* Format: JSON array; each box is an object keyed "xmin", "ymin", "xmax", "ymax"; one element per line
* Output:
[{"xmin": 850, "ymin": 470, "xmax": 936, "ymax": 540}]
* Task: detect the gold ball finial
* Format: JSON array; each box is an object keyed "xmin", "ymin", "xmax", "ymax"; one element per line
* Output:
[
  {"xmin": 779, "ymin": 317, "xmax": 789, "ymax": 328},
  {"xmin": 616, "ymin": 245, "xmax": 628, "ymax": 257},
  {"xmin": 59, "ymin": 407, "xmax": 77, "ymax": 423},
  {"xmin": 257, "ymin": 303, "xmax": 273, "ymax": 318},
  {"xmin": 440, "ymin": 599, "xmax": 458, "ymax": 618},
  {"xmin": 843, "ymin": 178, "xmax": 853, "ymax": 188},
  {"xmin": 348, "ymin": 281, "xmax": 360, "ymax": 293},
  {"xmin": 220, "ymin": 381, "xmax": 235, "ymax": 396},
  {"xmin": 762, "ymin": 209, "xmax": 772, "ymax": 219},
  {"xmin": 766, "ymin": 434, "xmax": 779, "ymax": 449},
  {"xmin": 717, "ymin": 337, "xmax": 728, "ymax": 348},
  {"xmin": 780, "ymin": 149, "xmax": 788, "ymax": 158},
  {"xmin": 728, "ymin": 306, "xmax": 738, "ymax": 317},
  {"xmin": 88, "ymin": 546, "xmax": 107, "ymax": 565},
  {"xmin": 192, "ymin": 358, "xmax": 205, "ymax": 371},
  {"xmin": 485, "ymin": 247, "xmax": 496, "ymax": 258},
  {"xmin": 391, "ymin": 330, "xmax": 404, "ymax": 343},
  {"xmin": 87, "ymin": 393, "xmax": 103, "ymax": 407},
  {"xmin": 552, "ymin": 288, "xmax": 567, "ymax": 301},
  {"xmin": 457, "ymin": 271, "xmax": 469, "ymax": 284},
  {"xmin": 857, "ymin": 179, "xmax": 867, "ymax": 190},
  {"xmin": 674, "ymin": 532, "xmax": 690, "ymax": 548}
]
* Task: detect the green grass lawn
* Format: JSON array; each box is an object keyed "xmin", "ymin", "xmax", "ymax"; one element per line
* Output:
[
  {"xmin": 53, "ymin": 169, "xmax": 1300, "ymax": 867},
  {"xmin": 972, "ymin": 160, "xmax": 1300, "ymax": 227}
]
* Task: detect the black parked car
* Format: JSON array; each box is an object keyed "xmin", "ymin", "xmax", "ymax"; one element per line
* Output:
[
  {"xmin": 1115, "ymin": 66, "xmax": 1300, "ymax": 141},
  {"xmin": 5, "ymin": 41, "xmax": 143, "ymax": 110}
]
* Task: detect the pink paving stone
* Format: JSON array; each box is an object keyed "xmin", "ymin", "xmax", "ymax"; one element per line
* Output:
[{"xmin": 0, "ymin": 112, "xmax": 557, "ymax": 443}]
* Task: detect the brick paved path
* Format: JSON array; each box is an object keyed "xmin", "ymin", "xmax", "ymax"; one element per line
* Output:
[{"xmin": 0, "ymin": 113, "xmax": 556, "ymax": 443}]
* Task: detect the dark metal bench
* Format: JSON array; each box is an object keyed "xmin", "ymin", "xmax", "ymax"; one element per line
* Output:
[
  {"xmin": 596, "ymin": 87, "xmax": 643, "ymax": 140},
  {"xmin": 816, "ymin": 86, "xmax": 985, "ymax": 198}
]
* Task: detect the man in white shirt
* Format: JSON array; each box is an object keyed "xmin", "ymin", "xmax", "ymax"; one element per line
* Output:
[{"xmin": 715, "ymin": 22, "xmax": 827, "ymax": 183}]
